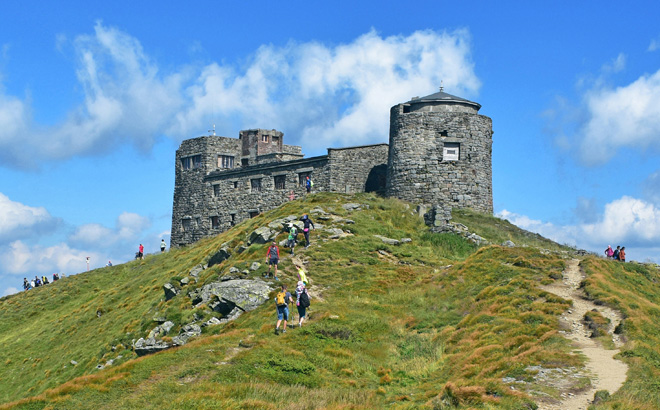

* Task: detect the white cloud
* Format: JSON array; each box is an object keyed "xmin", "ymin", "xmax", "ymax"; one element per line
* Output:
[
  {"xmin": 565, "ymin": 67, "xmax": 660, "ymax": 166},
  {"xmin": 0, "ymin": 193, "xmax": 59, "ymax": 243},
  {"xmin": 2, "ymin": 286, "xmax": 19, "ymax": 297},
  {"xmin": 0, "ymin": 24, "xmax": 479, "ymax": 168},
  {"xmin": 498, "ymin": 195, "xmax": 660, "ymax": 262},
  {"xmin": 0, "ymin": 240, "xmax": 100, "ymax": 276},
  {"xmin": 69, "ymin": 211, "xmax": 151, "ymax": 247},
  {"xmin": 649, "ymin": 37, "xmax": 660, "ymax": 52}
]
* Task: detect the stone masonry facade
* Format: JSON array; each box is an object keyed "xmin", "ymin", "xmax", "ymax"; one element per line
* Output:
[{"xmin": 171, "ymin": 90, "xmax": 493, "ymax": 247}]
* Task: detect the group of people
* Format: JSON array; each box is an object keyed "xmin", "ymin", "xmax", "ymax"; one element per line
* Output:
[
  {"xmin": 274, "ymin": 263, "xmax": 311, "ymax": 334},
  {"xmin": 604, "ymin": 245, "xmax": 626, "ymax": 262},
  {"xmin": 266, "ymin": 214, "xmax": 315, "ymax": 279},
  {"xmin": 135, "ymin": 240, "xmax": 167, "ymax": 260},
  {"xmin": 23, "ymin": 273, "xmax": 60, "ymax": 291}
]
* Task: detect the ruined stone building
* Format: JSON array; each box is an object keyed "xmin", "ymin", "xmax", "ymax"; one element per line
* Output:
[{"xmin": 171, "ymin": 89, "xmax": 493, "ymax": 247}]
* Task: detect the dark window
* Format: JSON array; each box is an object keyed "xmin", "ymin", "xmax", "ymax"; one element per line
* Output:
[
  {"xmin": 272, "ymin": 135, "xmax": 279, "ymax": 144},
  {"xmin": 218, "ymin": 155, "xmax": 234, "ymax": 169},
  {"xmin": 298, "ymin": 173, "xmax": 311, "ymax": 187},
  {"xmin": 211, "ymin": 216, "xmax": 220, "ymax": 229},
  {"xmin": 241, "ymin": 158, "xmax": 249, "ymax": 167},
  {"xmin": 192, "ymin": 155, "xmax": 202, "ymax": 169},
  {"xmin": 233, "ymin": 181, "xmax": 239, "ymax": 189},
  {"xmin": 182, "ymin": 219, "xmax": 191, "ymax": 231},
  {"xmin": 274, "ymin": 175, "xmax": 286, "ymax": 190},
  {"xmin": 181, "ymin": 157, "xmax": 191, "ymax": 170},
  {"xmin": 230, "ymin": 214, "xmax": 236, "ymax": 226},
  {"xmin": 213, "ymin": 185, "xmax": 220, "ymax": 197},
  {"xmin": 261, "ymin": 135, "xmax": 269, "ymax": 142},
  {"xmin": 249, "ymin": 211, "xmax": 259, "ymax": 218},
  {"xmin": 251, "ymin": 178, "xmax": 262, "ymax": 192}
]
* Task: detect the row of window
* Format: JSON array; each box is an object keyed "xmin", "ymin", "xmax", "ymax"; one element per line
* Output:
[
  {"xmin": 182, "ymin": 211, "xmax": 260, "ymax": 232},
  {"xmin": 184, "ymin": 143, "xmax": 459, "ymax": 172},
  {"xmin": 213, "ymin": 173, "xmax": 311, "ymax": 196}
]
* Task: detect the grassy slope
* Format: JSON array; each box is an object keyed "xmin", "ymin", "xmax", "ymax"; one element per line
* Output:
[{"xmin": 0, "ymin": 193, "xmax": 658, "ymax": 409}]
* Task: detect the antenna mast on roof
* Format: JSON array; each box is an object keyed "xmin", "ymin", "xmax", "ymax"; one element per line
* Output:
[
  {"xmin": 208, "ymin": 124, "xmax": 216, "ymax": 136},
  {"xmin": 439, "ymin": 81, "xmax": 444, "ymax": 92}
]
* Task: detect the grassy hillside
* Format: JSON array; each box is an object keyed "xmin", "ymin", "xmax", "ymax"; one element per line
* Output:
[{"xmin": 0, "ymin": 193, "xmax": 659, "ymax": 409}]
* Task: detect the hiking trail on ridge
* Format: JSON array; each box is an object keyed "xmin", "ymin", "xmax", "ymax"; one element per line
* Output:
[{"xmin": 537, "ymin": 258, "xmax": 628, "ymax": 410}]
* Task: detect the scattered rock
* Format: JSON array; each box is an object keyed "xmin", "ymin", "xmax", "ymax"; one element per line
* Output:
[
  {"xmin": 207, "ymin": 247, "xmax": 231, "ymax": 267},
  {"xmin": 70, "ymin": 360, "xmax": 78, "ymax": 366},
  {"xmin": 163, "ymin": 283, "xmax": 179, "ymax": 301},
  {"xmin": 229, "ymin": 267, "xmax": 240, "ymax": 274},
  {"xmin": 134, "ymin": 337, "xmax": 171, "ymax": 356},
  {"xmin": 400, "ymin": 238, "xmax": 412, "ymax": 244},
  {"xmin": 172, "ymin": 324, "xmax": 202, "ymax": 346},
  {"xmin": 180, "ymin": 277, "xmax": 190, "ymax": 286},
  {"xmin": 250, "ymin": 262, "xmax": 261, "ymax": 271},
  {"xmin": 189, "ymin": 279, "xmax": 273, "ymax": 319},
  {"xmin": 374, "ymin": 235, "xmax": 400, "ymax": 246},
  {"xmin": 502, "ymin": 240, "xmax": 516, "ymax": 247},
  {"xmin": 202, "ymin": 317, "xmax": 223, "ymax": 327},
  {"xmin": 189, "ymin": 264, "xmax": 205, "ymax": 277},
  {"xmin": 247, "ymin": 227, "xmax": 274, "ymax": 245},
  {"xmin": 343, "ymin": 203, "xmax": 367, "ymax": 211}
]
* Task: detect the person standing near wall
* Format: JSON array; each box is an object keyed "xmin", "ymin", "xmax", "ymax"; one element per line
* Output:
[
  {"xmin": 305, "ymin": 176, "xmax": 313, "ymax": 194},
  {"xmin": 160, "ymin": 239, "xmax": 166, "ymax": 253}
]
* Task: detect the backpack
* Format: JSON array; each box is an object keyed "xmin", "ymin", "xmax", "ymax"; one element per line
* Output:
[
  {"xmin": 276, "ymin": 291, "xmax": 287, "ymax": 306},
  {"xmin": 299, "ymin": 290, "xmax": 310, "ymax": 308}
]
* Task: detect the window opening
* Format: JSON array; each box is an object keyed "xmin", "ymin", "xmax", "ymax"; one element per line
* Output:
[{"xmin": 274, "ymin": 175, "xmax": 286, "ymax": 190}]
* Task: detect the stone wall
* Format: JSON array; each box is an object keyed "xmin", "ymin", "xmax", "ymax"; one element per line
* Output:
[
  {"xmin": 327, "ymin": 144, "xmax": 389, "ymax": 193},
  {"xmin": 386, "ymin": 104, "xmax": 493, "ymax": 217}
]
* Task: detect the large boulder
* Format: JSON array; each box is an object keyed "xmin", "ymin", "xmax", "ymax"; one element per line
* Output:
[
  {"xmin": 189, "ymin": 279, "xmax": 273, "ymax": 318},
  {"xmin": 247, "ymin": 227, "xmax": 274, "ymax": 245},
  {"xmin": 163, "ymin": 283, "xmax": 179, "ymax": 301},
  {"xmin": 207, "ymin": 247, "xmax": 231, "ymax": 267},
  {"xmin": 134, "ymin": 337, "xmax": 171, "ymax": 357}
]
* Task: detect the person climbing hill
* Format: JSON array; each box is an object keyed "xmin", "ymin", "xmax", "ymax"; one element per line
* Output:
[
  {"xmin": 274, "ymin": 284, "xmax": 293, "ymax": 334},
  {"xmin": 300, "ymin": 214, "xmax": 315, "ymax": 248},
  {"xmin": 287, "ymin": 223, "xmax": 298, "ymax": 255},
  {"xmin": 266, "ymin": 241, "xmax": 280, "ymax": 280},
  {"xmin": 295, "ymin": 280, "xmax": 311, "ymax": 328}
]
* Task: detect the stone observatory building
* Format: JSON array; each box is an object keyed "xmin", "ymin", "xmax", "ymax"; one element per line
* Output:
[{"xmin": 170, "ymin": 89, "xmax": 493, "ymax": 247}]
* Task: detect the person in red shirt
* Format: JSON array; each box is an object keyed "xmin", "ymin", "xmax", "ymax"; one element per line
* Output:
[
  {"xmin": 138, "ymin": 244, "xmax": 144, "ymax": 260},
  {"xmin": 266, "ymin": 242, "xmax": 280, "ymax": 280}
]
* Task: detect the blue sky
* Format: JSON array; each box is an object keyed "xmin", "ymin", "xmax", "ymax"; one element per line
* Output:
[{"xmin": 2, "ymin": 1, "xmax": 660, "ymax": 296}]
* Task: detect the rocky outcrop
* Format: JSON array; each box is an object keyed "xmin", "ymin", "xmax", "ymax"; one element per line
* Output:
[
  {"xmin": 207, "ymin": 247, "xmax": 231, "ymax": 267},
  {"xmin": 163, "ymin": 283, "xmax": 179, "ymax": 301},
  {"xmin": 247, "ymin": 227, "xmax": 275, "ymax": 245},
  {"xmin": 134, "ymin": 337, "xmax": 171, "ymax": 357},
  {"xmin": 172, "ymin": 324, "xmax": 202, "ymax": 346},
  {"xmin": 189, "ymin": 278, "xmax": 273, "ymax": 319}
]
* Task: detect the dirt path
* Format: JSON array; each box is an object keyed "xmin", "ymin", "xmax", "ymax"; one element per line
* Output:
[{"xmin": 537, "ymin": 259, "xmax": 628, "ymax": 410}]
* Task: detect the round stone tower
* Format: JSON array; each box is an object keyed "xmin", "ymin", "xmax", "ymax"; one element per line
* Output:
[{"xmin": 386, "ymin": 89, "xmax": 493, "ymax": 219}]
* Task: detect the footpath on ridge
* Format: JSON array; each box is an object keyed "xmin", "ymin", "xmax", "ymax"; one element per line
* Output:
[{"xmin": 538, "ymin": 259, "xmax": 628, "ymax": 410}]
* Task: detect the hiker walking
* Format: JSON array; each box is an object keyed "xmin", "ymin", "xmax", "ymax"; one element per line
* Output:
[
  {"xmin": 23, "ymin": 278, "xmax": 30, "ymax": 291},
  {"xmin": 604, "ymin": 245, "xmax": 614, "ymax": 259},
  {"xmin": 287, "ymin": 223, "xmax": 298, "ymax": 255},
  {"xmin": 295, "ymin": 262, "xmax": 308, "ymax": 286},
  {"xmin": 274, "ymin": 284, "xmax": 293, "ymax": 334},
  {"xmin": 138, "ymin": 244, "xmax": 144, "ymax": 260},
  {"xmin": 266, "ymin": 241, "xmax": 280, "ymax": 280},
  {"xmin": 305, "ymin": 176, "xmax": 313, "ymax": 194},
  {"xmin": 619, "ymin": 246, "xmax": 626, "ymax": 262},
  {"xmin": 295, "ymin": 281, "xmax": 311, "ymax": 327},
  {"xmin": 300, "ymin": 214, "xmax": 315, "ymax": 248},
  {"xmin": 161, "ymin": 239, "xmax": 166, "ymax": 253}
]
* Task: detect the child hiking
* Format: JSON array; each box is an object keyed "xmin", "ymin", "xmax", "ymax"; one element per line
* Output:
[{"xmin": 274, "ymin": 284, "xmax": 293, "ymax": 334}]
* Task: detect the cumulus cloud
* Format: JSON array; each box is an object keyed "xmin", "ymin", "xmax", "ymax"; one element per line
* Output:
[
  {"xmin": 0, "ymin": 24, "xmax": 479, "ymax": 168},
  {"xmin": 649, "ymin": 36, "xmax": 660, "ymax": 52},
  {"xmin": 0, "ymin": 193, "xmax": 59, "ymax": 243},
  {"xmin": 498, "ymin": 195, "xmax": 660, "ymax": 262},
  {"xmin": 0, "ymin": 240, "xmax": 99, "ymax": 276},
  {"xmin": 68, "ymin": 211, "xmax": 151, "ymax": 248},
  {"xmin": 557, "ymin": 63, "xmax": 660, "ymax": 166}
]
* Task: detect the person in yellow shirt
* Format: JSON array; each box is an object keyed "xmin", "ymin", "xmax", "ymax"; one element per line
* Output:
[{"xmin": 295, "ymin": 262, "xmax": 308, "ymax": 286}]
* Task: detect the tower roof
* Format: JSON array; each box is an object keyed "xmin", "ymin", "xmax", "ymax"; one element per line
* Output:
[{"xmin": 407, "ymin": 88, "xmax": 481, "ymax": 111}]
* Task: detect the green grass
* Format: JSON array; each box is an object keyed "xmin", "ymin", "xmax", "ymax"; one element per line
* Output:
[{"xmin": 0, "ymin": 193, "xmax": 658, "ymax": 409}]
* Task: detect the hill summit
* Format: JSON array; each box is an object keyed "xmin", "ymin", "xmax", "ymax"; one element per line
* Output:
[{"xmin": 1, "ymin": 193, "xmax": 659, "ymax": 409}]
